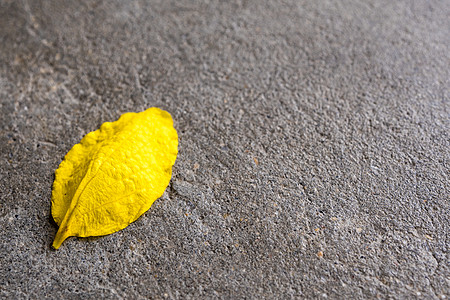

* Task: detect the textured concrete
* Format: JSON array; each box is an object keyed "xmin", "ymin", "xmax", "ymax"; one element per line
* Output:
[{"xmin": 0, "ymin": 0, "xmax": 449, "ymax": 299}]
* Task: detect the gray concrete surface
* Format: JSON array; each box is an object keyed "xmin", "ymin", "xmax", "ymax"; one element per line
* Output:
[{"xmin": 0, "ymin": 0, "xmax": 449, "ymax": 299}]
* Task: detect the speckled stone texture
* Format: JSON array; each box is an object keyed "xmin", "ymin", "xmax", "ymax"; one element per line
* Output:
[{"xmin": 0, "ymin": 0, "xmax": 448, "ymax": 299}]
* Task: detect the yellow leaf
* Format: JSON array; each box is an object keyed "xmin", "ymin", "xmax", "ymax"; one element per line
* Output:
[{"xmin": 51, "ymin": 107, "xmax": 178, "ymax": 249}]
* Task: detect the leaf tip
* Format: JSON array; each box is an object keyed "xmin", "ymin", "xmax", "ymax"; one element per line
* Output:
[{"xmin": 52, "ymin": 226, "xmax": 70, "ymax": 250}]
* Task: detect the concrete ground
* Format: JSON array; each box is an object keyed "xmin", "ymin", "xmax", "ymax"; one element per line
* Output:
[{"xmin": 0, "ymin": 0, "xmax": 449, "ymax": 299}]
